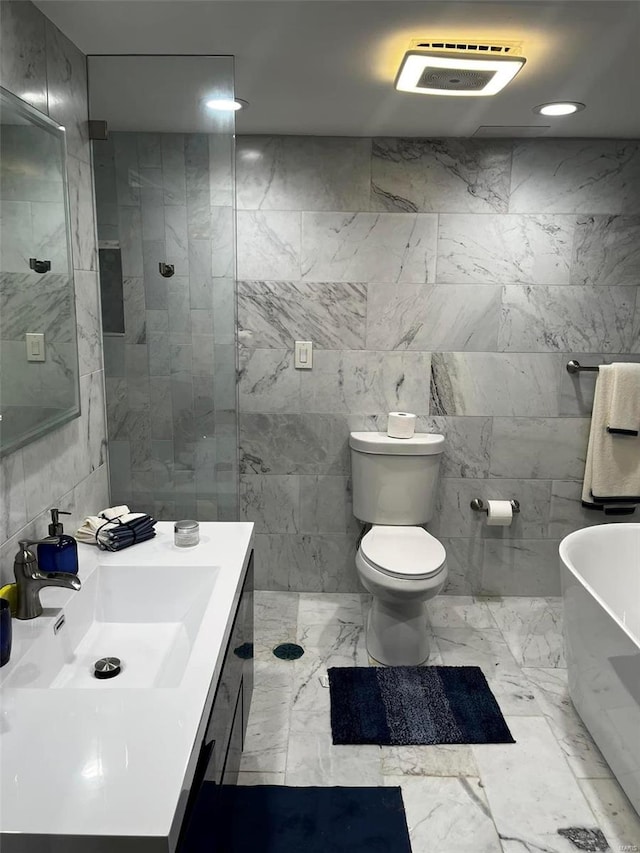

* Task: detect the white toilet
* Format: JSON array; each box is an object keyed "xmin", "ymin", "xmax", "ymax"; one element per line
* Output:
[{"xmin": 349, "ymin": 431, "xmax": 448, "ymax": 667}]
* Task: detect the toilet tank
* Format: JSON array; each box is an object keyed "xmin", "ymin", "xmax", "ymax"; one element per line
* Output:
[{"xmin": 349, "ymin": 432, "xmax": 445, "ymax": 526}]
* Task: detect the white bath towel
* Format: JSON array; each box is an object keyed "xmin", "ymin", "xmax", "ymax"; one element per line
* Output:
[
  {"xmin": 582, "ymin": 364, "xmax": 640, "ymax": 507},
  {"xmin": 607, "ymin": 363, "xmax": 640, "ymax": 436}
]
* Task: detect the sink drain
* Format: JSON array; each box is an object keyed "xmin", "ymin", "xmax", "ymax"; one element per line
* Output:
[{"xmin": 94, "ymin": 657, "xmax": 121, "ymax": 679}]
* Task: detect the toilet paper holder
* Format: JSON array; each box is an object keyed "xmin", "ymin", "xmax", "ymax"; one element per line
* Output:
[{"xmin": 470, "ymin": 498, "xmax": 520, "ymax": 514}]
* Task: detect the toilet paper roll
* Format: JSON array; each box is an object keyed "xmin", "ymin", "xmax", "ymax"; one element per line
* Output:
[
  {"xmin": 387, "ymin": 412, "xmax": 416, "ymax": 439},
  {"xmin": 486, "ymin": 500, "xmax": 513, "ymax": 527}
]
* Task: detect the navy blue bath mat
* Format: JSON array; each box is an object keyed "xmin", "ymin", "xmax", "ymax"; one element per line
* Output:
[
  {"xmin": 329, "ymin": 665, "xmax": 514, "ymax": 746},
  {"xmin": 181, "ymin": 785, "xmax": 412, "ymax": 853}
]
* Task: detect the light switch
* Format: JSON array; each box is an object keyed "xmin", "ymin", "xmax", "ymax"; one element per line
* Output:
[
  {"xmin": 26, "ymin": 332, "xmax": 45, "ymax": 362},
  {"xmin": 294, "ymin": 340, "xmax": 313, "ymax": 369}
]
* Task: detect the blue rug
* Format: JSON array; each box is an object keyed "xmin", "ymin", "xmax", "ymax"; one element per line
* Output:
[
  {"xmin": 181, "ymin": 785, "xmax": 412, "ymax": 852},
  {"xmin": 329, "ymin": 665, "xmax": 514, "ymax": 745}
]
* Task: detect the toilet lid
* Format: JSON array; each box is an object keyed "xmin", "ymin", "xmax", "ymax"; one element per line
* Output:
[{"xmin": 360, "ymin": 526, "xmax": 446, "ymax": 579}]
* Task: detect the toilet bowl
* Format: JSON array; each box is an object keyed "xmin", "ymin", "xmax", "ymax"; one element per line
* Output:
[
  {"xmin": 349, "ymin": 431, "xmax": 448, "ymax": 667},
  {"xmin": 356, "ymin": 525, "xmax": 447, "ymax": 666}
]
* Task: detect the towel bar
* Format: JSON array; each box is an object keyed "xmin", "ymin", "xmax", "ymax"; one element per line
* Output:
[{"xmin": 566, "ymin": 360, "xmax": 600, "ymax": 374}]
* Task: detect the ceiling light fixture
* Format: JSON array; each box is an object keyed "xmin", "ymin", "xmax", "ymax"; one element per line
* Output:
[
  {"xmin": 204, "ymin": 98, "xmax": 248, "ymax": 112},
  {"xmin": 533, "ymin": 101, "xmax": 585, "ymax": 116},
  {"xmin": 395, "ymin": 50, "xmax": 526, "ymax": 97}
]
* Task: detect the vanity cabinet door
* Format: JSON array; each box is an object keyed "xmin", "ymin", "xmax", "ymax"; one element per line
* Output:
[
  {"xmin": 221, "ymin": 686, "xmax": 244, "ymax": 786},
  {"xmin": 202, "ymin": 551, "xmax": 254, "ymax": 784}
]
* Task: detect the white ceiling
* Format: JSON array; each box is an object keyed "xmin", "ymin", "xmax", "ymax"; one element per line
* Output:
[{"xmin": 37, "ymin": 0, "xmax": 640, "ymax": 137}]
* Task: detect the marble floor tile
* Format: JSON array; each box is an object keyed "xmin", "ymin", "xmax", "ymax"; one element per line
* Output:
[
  {"xmin": 381, "ymin": 744, "xmax": 479, "ymax": 778},
  {"xmin": 253, "ymin": 590, "xmax": 299, "ymax": 660},
  {"xmin": 285, "ymin": 732, "xmax": 382, "ymax": 786},
  {"xmin": 523, "ymin": 667, "xmax": 613, "ymax": 779},
  {"xmin": 289, "ymin": 653, "xmax": 356, "ymax": 735},
  {"xmin": 434, "ymin": 626, "xmax": 541, "ymax": 716},
  {"xmin": 578, "ymin": 777, "xmax": 640, "ymax": 850},
  {"xmin": 432, "ymin": 626, "xmax": 519, "ymax": 669},
  {"xmin": 427, "ymin": 596, "xmax": 496, "ymax": 629},
  {"xmin": 297, "ymin": 592, "xmax": 367, "ymax": 660},
  {"xmin": 385, "ymin": 776, "xmax": 503, "ymax": 853},
  {"xmin": 239, "ymin": 662, "xmax": 295, "ymax": 773},
  {"xmin": 240, "ymin": 592, "xmax": 634, "ymax": 848},
  {"xmin": 473, "ymin": 716, "xmax": 603, "ymax": 853},
  {"xmin": 236, "ymin": 771, "xmax": 285, "ymax": 786},
  {"xmin": 487, "ymin": 598, "xmax": 565, "ymax": 668}
]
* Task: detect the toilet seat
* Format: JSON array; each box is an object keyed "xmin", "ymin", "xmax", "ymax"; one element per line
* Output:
[{"xmin": 359, "ymin": 526, "xmax": 446, "ymax": 580}]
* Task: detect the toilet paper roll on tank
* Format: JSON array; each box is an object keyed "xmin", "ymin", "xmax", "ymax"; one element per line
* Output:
[{"xmin": 387, "ymin": 412, "xmax": 416, "ymax": 439}]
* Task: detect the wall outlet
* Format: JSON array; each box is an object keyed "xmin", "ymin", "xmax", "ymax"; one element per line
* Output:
[{"xmin": 26, "ymin": 332, "xmax": 45, "ymax": 362}]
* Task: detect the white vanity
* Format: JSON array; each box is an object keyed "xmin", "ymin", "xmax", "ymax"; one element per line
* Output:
[{"xmin": 0, "ymin": 521, "xmax": 254, "ymax": 852}]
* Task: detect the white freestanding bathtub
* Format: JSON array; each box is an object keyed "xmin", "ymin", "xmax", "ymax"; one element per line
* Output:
[{"xmin": 560, "ymin": 524, "xmax": 640, "ymax": 815}]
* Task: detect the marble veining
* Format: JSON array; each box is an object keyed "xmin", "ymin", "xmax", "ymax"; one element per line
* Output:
[
  {"xmin": 366, "ymin": 283, "xmax": 500, "ymax": 352},
  {"xmin": 236, "ymin": 210, "xmax": 301, "ymax": 280},
  {"xmin": 437, "ymin": 214, "xmax": 575, "ymax": 285},
  {"xmin": 298, "ymin": 349, "xmax": 431, "ymax": 414},
  {"xmin": 236, "ymin": 136, "xmax": 371, "ymax": 211},
  {"xmin": 510, "ymin": 140, "xmax": 640, "ymax": 215},
  {"xmin": 233, "ymin": 135, "xmax": 639, "ymax": 596},
  {"xmin": 499, "ymin": 285, "xmax": 636, "ymax": 353},
  {"xmin": 430, "ymin": 353, "xmax": 562, "ymax": 417},
  {"xmin": 490, "ymin": 418, "xmax": 590, "ymax": 480},
  {"xmin": 302, "ymin": 212, "xmax": 437, "ymax": 283},
  {"xmin": 0, "ymin": 1, "xmax": 47, "ymax": 114},
  {"xmin": 238, "ymin": 348, "xmax": 300, "ymax": 413},
  {"xmin": 571, "ymin": 215, "xmax": 640, "ymax": 286},
  {"xmin": 372, "ymin": 138, "xmax": 512, "ymax": 214},
  {"xmin": 0, "ymin": 1, "xmax": 108, "ymax": 572},
  {"xmin": 239, "ymin": 592, "xmax": 634, "ymax": 852},
  {"xmin": 0, "ymin": 273, "xmax": 72, "ymax": 341},
  {"xmin": 487, "ymin": 598, "xmax": 565, "ymax": 668},
  {"xmin": 523, "ymin": 667, "xmax": 613, "ymax": 780},
  {"xmin": 237, "ymin": 280, "xmax": 366, "ymax": 350},
  {"xmin": 44, "ymin": 21, "xmax": 89, "ymax": 163}
]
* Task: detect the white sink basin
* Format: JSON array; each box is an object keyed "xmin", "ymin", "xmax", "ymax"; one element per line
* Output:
[{"xmin": 4, "ymin": 563, "xmax": 217, "ymax": 689}]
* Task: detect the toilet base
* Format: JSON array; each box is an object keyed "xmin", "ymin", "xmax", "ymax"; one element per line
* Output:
[{"xmin": 366, "ymin": 598, "xmax": 430, "ymax": 667}]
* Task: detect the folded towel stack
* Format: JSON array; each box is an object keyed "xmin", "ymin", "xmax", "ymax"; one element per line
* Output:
[
  {"xmin": 76, "ymin": 505, "xmax": 157, "ymax": 551},
  {"xmin": 582, "ymin": 363, "xmax": 640, "ymax": 513}
]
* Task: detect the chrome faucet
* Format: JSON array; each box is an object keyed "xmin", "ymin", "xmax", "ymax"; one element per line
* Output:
[{"xmin": 14, "ymin": 539, "xmax": 81, "ymax": 620}]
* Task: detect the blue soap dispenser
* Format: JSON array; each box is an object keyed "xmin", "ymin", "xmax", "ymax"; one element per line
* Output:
[{"xmin": 38, "ymin": 509, "xmax": 79, "ymax": 574}]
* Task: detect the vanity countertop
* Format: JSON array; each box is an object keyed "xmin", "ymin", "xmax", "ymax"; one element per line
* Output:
[{"xmin": 0, "ymin": 521, "xmax": 254, "ymax": 852}]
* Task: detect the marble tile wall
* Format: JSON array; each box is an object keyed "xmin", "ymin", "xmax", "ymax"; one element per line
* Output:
[
  {"xmin": 236, "ymin": 135, "xmax": 640, "ymax": 595},
  {"xmin": 0, "ymin": 1, "xmax": 108, "ymax": 584},
  {"xmin": 94, "ymin": 130, "xmax": 238, "ymax": 521}
]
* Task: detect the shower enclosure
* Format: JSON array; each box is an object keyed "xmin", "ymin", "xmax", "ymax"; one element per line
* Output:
[{"xmin": 89, "ymin": 56, "xmax": 238, "ymax": 521}]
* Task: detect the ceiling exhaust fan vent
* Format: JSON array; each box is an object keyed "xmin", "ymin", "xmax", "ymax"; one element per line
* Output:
[{"xmin": 410, "ymin": 39, "xmax": 523, "ymax": 56}]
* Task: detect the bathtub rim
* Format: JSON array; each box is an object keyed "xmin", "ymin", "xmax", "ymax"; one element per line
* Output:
[{"xmin": 559, "ymin": 522, "xmax": 640, "ymax": 648}]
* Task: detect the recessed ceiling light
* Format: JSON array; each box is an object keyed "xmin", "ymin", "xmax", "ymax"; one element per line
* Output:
[
  {"xmin": 395, "ymin": 51, "xmax": 526, "ymax": 97},
  {"xmin": 533, "ymin": 101, "xmax": 585, "ymax": 116},
  {"xmin": 204, "ymin": 98, "xmax": 248, "ymax": 112}
]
